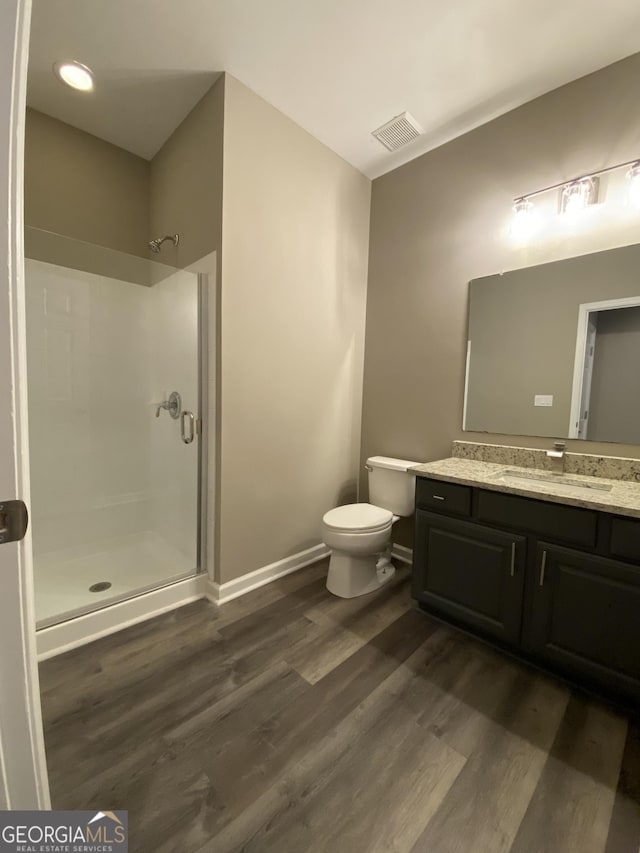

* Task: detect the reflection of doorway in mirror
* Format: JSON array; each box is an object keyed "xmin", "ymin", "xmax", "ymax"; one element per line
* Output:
[
  {"xmin": 577, "ymin": 314, "xmax": 597, "ymax": 438},
  {"xmin": 569, "ymin": 297, "xmax": 640, "ymax": 442}
]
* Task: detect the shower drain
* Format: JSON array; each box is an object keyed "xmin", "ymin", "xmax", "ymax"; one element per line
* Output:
[{"xmin": 89, "ymin": 581, "xmax": 112, "ymax": 593}]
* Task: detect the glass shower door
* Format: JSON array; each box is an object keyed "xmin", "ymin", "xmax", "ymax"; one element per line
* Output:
[{"xmin": 24, "ymin": 228, "xmax": 202, "ymax": 627}]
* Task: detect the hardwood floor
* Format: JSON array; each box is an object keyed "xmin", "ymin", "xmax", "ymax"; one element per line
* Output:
[{"xmin": 39, "ymin": 560, "xmax": 640, "ymax": 853}]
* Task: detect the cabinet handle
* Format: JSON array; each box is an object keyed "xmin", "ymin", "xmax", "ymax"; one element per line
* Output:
[
  {"xmin": 510, "ymin": 542, "xmax": 516, "ymax": 577},
  {"xmin": 539, "ymin": 550, "xmax": 547, "ymax": 586},
  {"xmin": 432, "ymin": 495, "xmax": 445, "ymax": 501}
]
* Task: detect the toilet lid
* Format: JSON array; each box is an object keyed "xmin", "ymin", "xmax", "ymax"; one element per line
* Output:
[{"xmin": 322, "ymin": 503, "xmax": 393, "ymax": 533}]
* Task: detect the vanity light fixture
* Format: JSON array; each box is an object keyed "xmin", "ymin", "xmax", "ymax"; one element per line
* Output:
[
  {"xmin": 512, "ymin": 156, "xmax": 640, "ymax": 229},
  {"xmin": 627, "ymin": 162, "xmax": 640, "ymax": 208},
  {"xmin": 560, "ymin": 177, "xmax": 599, "ymax": 216},
  {"xmin": 53, "ymin": 60, "xmax": 94, "ymax": 92},
  {"xmin": 510, "ymin": 198, "xmax": 538, "ymax": 243}
]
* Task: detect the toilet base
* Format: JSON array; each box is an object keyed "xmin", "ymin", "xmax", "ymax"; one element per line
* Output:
[{"xmin": 326, "ymin": 551, "xmax": 396, "ymax": 598}]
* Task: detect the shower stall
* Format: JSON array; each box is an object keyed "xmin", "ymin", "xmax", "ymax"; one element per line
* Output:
[{"xmin": 24, "ymin": 227, "xmax": 207, "ymax": 630}]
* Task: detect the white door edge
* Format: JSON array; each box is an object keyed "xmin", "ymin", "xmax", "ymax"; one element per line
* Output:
[{"xmin": 0, "ymin": 0, "xmax": 50, "ymax": 810}]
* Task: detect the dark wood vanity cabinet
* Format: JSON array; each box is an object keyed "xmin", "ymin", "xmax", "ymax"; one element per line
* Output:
[
  {"xmin": 528, "ymin": 543, "xmax": 640, "ymax": 698},
  {"xmin": 412, "ymin": 477, "xmax": 640, "ymax": 707},
  {"xmin": 413, "ymin": 511, "xmax": 525, "ymax": 644}
]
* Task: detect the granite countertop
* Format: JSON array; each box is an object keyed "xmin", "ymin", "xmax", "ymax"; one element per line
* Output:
[{"xmin": 412, "ymin": 457, "xmax": 640, "ymax": 519}]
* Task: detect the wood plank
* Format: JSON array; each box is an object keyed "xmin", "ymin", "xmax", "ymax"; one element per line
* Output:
[
  {"xmin": 207, "ymin": 711, "xmax": 464, "ymax": 853},
  {"xmin": 400, "ymin": 629, "xmax": 506, "ymax": 735},
  {"xmin": 509, "ymin": 694, "xmax": 628, "ymax": 853},
  {"xmin": 46, "ymin": 615, "xmax": 316, "ymax": 799},
  {"xmin": 199, "ymin": 631, "xmax": 465, "ymax": 853},
  {"xmin": 209, "ymin": 560, "xmax": 330, "ymax": 631},
  {"xmin": 39, "ymin": 599, "xmax": 219, "ymax": 724},
  {"xmin": 304, "ymin": 565, "xmax": 413, "ymax": 641},
  {"xmin": 166, "ymin": 661, "xmax": 310, "ymax": 756},
  {"xmin": 192, "ymin": 609, "xmax": 438, "ymax": 840},
  {"xmin": 216, "ymin": 576, "xmax": 328, "ymax": 649},
  {"xmin": 605, "ymin": 721, "xmax": 640, "ymax": 853},
  {"xmin": 411, "ymin": 669, "xmax": 569, "ymax": 853},
  {"xmin": 282, "ymin": 618, "xmax": 366, "ymax": 683},
  {"xmin": 91, "ymin": 749, "xmax": 220, "ymax": 853},
  {"xmin": 40, "ymin": 563, "xmax": 328, "ymax": 724},
  {"xmin": 417, "ymin": 646, "xmax": 534, "ymax": 759}
]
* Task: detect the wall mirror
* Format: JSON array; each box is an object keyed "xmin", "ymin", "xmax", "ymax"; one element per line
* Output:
[{"xmin": 463, "ymin": 243, "xmax": 640, "ymax": 444}]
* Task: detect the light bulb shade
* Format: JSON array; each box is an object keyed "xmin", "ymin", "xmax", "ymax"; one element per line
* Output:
[
  {"xmin": 627, "ymin": 162, "xmax": 640, "ymax": 208},
  {"xmin": 510, "ymin": 199, "xmax": 538, "ymax": 243},
  {"xmin": 560, "ymin": 177, "xmax": 598, "ymax": 215},
  {"xmin": 54, "ymin": 61, "xmax": 94, "ymax": 91}
]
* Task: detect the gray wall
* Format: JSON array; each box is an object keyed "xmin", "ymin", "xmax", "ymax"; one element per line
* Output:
[
  {"xmin": 218, "ymin": 75, "xmax": 371, "ymax": 584},
  {"xmin": 25, "ymin": 77, "xmax": 225, "ymax": 270},
  {"xmin": 147, "ymin": 79, "xmax": 225, "ymax": 586},
  {"xmin": 362, "ymin": 52, "xmax": 640, "ymax": 546},
  {"xmin": 589, "ymin": 307, "xmax": 640, "ymax": 444},
  {"xmin": 24, "ymin": 108, "xmax": 150, "ymax": 258},
  {"xmin": 465, "ymin": 245, "xmax": 640, "ymax": 437},
  {"xmin": 149, "ymin": 77, "xmax": 224, "ymax": 270}
]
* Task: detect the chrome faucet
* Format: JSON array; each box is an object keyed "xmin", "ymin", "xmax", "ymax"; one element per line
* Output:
[{"xmin": 546, "ymin": 441, "xmax": 566, "ymax": 474}]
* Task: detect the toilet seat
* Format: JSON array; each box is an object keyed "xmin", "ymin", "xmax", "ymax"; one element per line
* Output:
[{"xmin": 322, "ymin": 503, "xmax": 393, "ymax": 534}]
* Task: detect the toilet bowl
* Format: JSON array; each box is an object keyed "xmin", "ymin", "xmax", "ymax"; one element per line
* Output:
[
  {"xmin": 322, "ymin": 503, "xmax": 396, "ymax": 598},
  {"xmin": 321, "ymin": 456, "xmax": 419, "ymax": 599}
]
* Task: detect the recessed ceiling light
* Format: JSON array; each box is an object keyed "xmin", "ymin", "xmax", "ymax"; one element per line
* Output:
[{"xmin": 53, "ymin": 60, "xmax": 94, "ymax": 92}]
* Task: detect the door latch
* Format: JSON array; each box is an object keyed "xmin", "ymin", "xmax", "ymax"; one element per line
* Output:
[{"xmin": 0, "ymin": 500, "xmax": 28, "ymax": 544}]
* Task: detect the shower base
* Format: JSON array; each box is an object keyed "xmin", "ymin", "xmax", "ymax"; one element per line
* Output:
[{"xmin": 35, "ymin": 531, "xmax": 196, "ymax": 626}]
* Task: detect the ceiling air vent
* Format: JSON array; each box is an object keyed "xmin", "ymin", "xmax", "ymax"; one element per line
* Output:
[{"xmin": 371, "ymin": 112, "xmax": 423, "ymax": 152}]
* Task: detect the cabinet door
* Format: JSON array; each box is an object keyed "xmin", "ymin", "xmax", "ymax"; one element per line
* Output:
[
  {"xmin": 529, "ymin": 543, "xmax": 640, "ymax": 701},
  {"xmin": 412, "ymin": 511, "xmax": 526, "ymax": 643}
]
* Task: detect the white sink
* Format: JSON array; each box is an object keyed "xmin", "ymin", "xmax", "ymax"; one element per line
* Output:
[{"xmin": 493, "ymin": 469, "xmax": 612, "ymax": 496}]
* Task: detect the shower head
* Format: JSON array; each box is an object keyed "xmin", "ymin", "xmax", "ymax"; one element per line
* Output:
[{"xmin": 148, "ymin": 234, "xmax": 179, "ymax": 254}]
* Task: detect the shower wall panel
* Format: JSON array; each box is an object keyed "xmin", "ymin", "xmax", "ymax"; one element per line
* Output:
[
  {"xmin": 25, "ymin": 257, "xmax": 200, "ymax": 624},
  {"xmin": 26, "ymin": 259, "xmax": 152, "ymax": 557}
]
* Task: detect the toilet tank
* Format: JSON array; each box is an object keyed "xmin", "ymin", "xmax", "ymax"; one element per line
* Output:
[{"xmin": 367, "ymin": 456, "xmax": 420, "ymax": 516}]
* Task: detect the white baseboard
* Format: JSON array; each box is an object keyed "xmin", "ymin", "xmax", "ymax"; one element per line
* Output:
[
  {"xmin": 207, "ymin": 543, "xmax": 330, "ymax": 605},
  {"xmin": 36, "ymin": 574, "xmax": 207, "ymax": 661},
  {"xmin": 392, "ymin": 543, "xmax": 413, "ymax": 565}
]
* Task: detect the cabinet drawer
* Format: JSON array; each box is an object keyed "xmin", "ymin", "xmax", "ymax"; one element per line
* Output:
[
  {"xmin": 416, "ymin": 478, "xmax": 471, "ymax": 517},
  {"xmin": 610, "ymin": 516, "xmax": 640, "ymax": 562},
  {"xmin": 477, "ymin": 489, "xmax": 597, "ymax": 548}
]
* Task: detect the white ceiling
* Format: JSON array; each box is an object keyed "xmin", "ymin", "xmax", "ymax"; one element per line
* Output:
[{"xmin": 27, "ymin": 0, "xmax": 640, "ymax": 177}]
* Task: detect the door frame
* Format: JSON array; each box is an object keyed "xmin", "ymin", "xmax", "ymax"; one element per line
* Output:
[
  {"xmin": 568, "ymin": 295, "xmax": 640, "ymax": 438},
  {"xmin": 576, "ymin": 314, "xmax": 598, "ymax": 440},
  {"xmin": 0, "ymin": 0, "xmax": 50, "ymax": 808}
]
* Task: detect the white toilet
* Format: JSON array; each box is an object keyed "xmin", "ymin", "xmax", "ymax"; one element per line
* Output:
[{"xmin": 322, "ymin": 456, "xmax": 419, "ymax": 598}]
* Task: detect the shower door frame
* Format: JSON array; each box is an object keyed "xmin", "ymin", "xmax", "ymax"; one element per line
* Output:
[
  {"xmin": 197, "ymin": 271, "xmax": 209, "ymax": 579},
  {"xmin": 30, "ymin": 261, "xmax": 211, "ymax": 634}
]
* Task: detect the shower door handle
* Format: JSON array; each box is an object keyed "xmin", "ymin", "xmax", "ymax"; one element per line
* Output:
[{"xmin": 181, "ymin": 410, "xmax": 195, "ymax": 444}]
